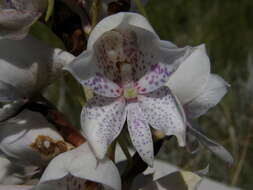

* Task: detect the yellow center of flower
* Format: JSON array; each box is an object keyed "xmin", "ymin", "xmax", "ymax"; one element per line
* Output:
[
  {"xmin": 120, "ymin": 63, "xmax": 138, "ymax": 99},
  {"xmin": 123, "ymin": 87, "xmax": 138, "ymax": 99}
]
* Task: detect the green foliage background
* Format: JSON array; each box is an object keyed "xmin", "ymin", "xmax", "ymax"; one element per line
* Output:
[{"xmin": 145, "ymin": 0, "xmax": 253, "ymax": 189}]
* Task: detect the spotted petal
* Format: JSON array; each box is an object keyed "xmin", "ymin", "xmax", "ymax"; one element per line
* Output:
[
  {"xmin": 0, "ymin": 10, "xmax": 39, "ymax": 40},
  {"xmin": 81, "ymin": 96, "xmax": 126, "ymax": 159},
  {"xmin": 136, "ymin": 42, "xmax": 194, "ymax": 94},
  {"xmin": 138, "ymin": 87, "xmax": 186, "ymax": 146},
  {"xmin": 89, "ymin": 12, "xmax": 184, "ymax": 83},
  {"xmin": 93, "ymin": 24, "xmax": 160, "ymax": 82},
  {"xmin": 69, "ymin": 15, "xmax": 159, "ymax": 84},
  {"xmin": 68, "ymin": 13, "xmax": 190, "ymax": 93},
  {"xmin": 36, "ymin": 143, "xmax": 121, "ymax": 190},
  {"xmin": 0, "ymin": 0, "xmax": 47, "ymax": 40},
  {"xmin": 89, "ymin": 21, "xmax": 181, "ymax": 85},
  {"xmin": 88, "ymin": 12, "xmax": 157, "ymax": 49},
  {"xmin": 166, "ymin": 44, "xmax": 211, "ymax": 104},
  {"xmin": 185, "ymin": 74, "xmax": 229, "ymax": 118},
  {"xmin": 127, "ymin": 102, "xmax": 154, "ymax": 166},
  {"xmin": 64, "ymin": 49, "xmax": 122, "ymax": 97}
]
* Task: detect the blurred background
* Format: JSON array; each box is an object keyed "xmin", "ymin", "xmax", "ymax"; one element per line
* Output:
[{"xmin": 144, "ymin": 0, "xmax": 253, "ymax": 189}]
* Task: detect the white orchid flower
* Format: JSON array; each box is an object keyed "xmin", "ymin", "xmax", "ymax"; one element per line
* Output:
[
  {"xmin": 0, "ymin": 109, "xmax": 73, "ymax": 167},
  {"xmin": 167, "ymin": 44, "xmax": 229, "ymax": 119},
  {"xmin": 0, "ymin": 0, "xmax": 48, "ymax": 40},
  {"xmin": 0, "ymin": 35, "xmax": 75, "ymax": 120},
  {"xmin": 0, "ymin": 144, "xmax": 121, "ymax": 190},
  {"xmin": 35, "ymin": 142, "xmax": 121, "ymax": 190},
  {"xmin": 65, "ymin": 12, "xmax": 197, "ymax": 166},
  {"xmin": 166, "ymin": 45, "xmax": 232, "ymax": 163}
]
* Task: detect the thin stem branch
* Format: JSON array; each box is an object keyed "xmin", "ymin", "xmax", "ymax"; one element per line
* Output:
[
  {"xmin": 122, "ymin": 138, "xmax": 164, "ymax": 190},
  {"xmin": 231, "ymin": 129, "xmax": 251, "ymax": 186}
]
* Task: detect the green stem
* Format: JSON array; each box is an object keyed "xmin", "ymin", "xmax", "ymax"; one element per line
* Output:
[
  {"xmin": 231, "ymin": 128, "xmax": 251, "ymax": 186},
  {"xmin": 118, "ymin": 135, "xmax": 133, "ymax": 175},
  {"xmin": 108, "ymin": 141, "xmax": 117, "ymax": 162},
  {"xmin": 220, "ymin": 103, "xmax": 238, "ymax": 160},
  {"xmin": 133, "ymin": 0, "xmax": 148, "ymax": 18},
  {"xmin": 91, "ymin": 0, "xmax": 101, "ymax": 29}
]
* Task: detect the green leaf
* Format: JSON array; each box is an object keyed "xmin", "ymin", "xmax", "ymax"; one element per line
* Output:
[
  {"xmin": 133, "ymin": 0, "xmax": 148, "ymax": 18},
  {"xmin": 45, "ymin": 0, "xmax": 55, "ymax": 22},
  {"xmin": 30, "ymin": 21, "xmax": 65, "ymax": 49}
]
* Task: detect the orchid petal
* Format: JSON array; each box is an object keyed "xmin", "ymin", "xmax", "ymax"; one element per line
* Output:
[
  {"xmin": 93, "ymin": 24, "xmax": 159, "ymax": 82},
  {"xmin": 82, "ymin": 75, "xmax": 122, "ymax": 97},
  {"xmin": 0, "ymin": 35, "xmax": 75, "ymax": 101},
  {"xmin": 166, "ymin": 44, "xmax": 211, "ymax": 104},
  {"xmin": 188, "ymin": 123, "xmax": 233, "ymax": 165},
  {"xmin": 63, "ymin": 50, "xmax": 97, "ymax": 83},
  {"xmin": 0, "ymin": 110, "xmax": 72, "ymax": 167},
  {"xmin": 64, "ymin": 50, "xmax": 122, "ymax": 97},
  {"xmin": 68, "ymin": 13, "xmax": 187, "ymax": 93},
  {"xmin": 37, "ymin": 143, "xmax": 121, "ymax": 190},
  {"xmin": 0, "ymin": 0, "xmax": 47, "ymax": 40},
  {"xmin": 81, "ymin": 96, "xmax": 126, "ymax": 159},
  {"xmin": 185, "ymin": 74, "xmax": 229, "ymax": 118},
  {"xmin": 136, "ymin": 43, "xmax": 193, "ymax": 94},
  {"xmin": 139, "ymin": 87, "xmax": 186, "ymax": 146},
  {"xmin": 0, "ymin": 10, "xmax": 39, "ymax": 40},
  {"xmin": 127, "ymin": 102, "xmax": 154, "ymax": 166},
  {"xmin": 88, "ymin": 12, "xmax": 157, "ymax": 49}
]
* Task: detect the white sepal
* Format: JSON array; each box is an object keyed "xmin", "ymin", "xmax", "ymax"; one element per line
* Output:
[
  {"xmin": 167, "ymin": 44, "xmax": 211, "ymax": 104},
  {"xmin": 185, "ymin": 74, "xmax": 229, "ymax": 118}
]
